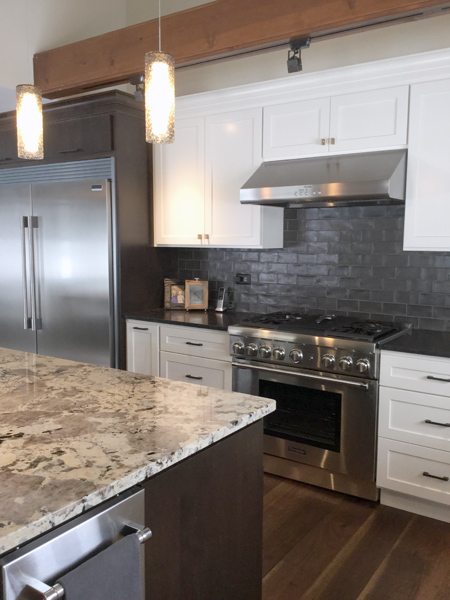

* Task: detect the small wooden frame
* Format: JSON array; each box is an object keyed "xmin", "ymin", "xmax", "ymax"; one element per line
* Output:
[
  {"xmin": 185, "ymin": 280, "xmax": 209, "ymax": 311},
  {"xmin": 164, "ymin": 278, "xmax": 185, "ymax": 310}
]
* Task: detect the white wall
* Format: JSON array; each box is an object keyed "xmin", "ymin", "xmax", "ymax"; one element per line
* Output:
[
  {"xmin": 0, "ymin": 0, "xmax": 127, "ymax": 112},
  {"xmin": 173, "ymin": 13, "xmax": 450, "ymax": 96},
  {"xmin": 0, "ymin": 1, "xmax": 449, "ymax": 113}
]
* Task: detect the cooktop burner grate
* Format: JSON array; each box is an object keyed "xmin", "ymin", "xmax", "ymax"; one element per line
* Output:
[{"xmin": 240, "ymin": 312, "xmax": 405, "ymax": 342}]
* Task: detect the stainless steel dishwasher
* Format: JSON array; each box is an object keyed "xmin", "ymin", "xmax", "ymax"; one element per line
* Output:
[{"xmin": 0, "ymin": 486, "xmax": 151, "ymax": 600}]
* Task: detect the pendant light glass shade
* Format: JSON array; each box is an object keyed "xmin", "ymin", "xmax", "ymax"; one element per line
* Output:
[
  {"xmin": 16, "ymin": 84, "xmax": 44, "ymax": 160},
  {"xmin": 145, "ymin": 51, "xmax": 175, "ymax": 144}
]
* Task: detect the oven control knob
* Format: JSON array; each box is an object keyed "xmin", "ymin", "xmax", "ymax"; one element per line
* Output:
[
  {"xmin": 232, "ymin": 341, "xmax": 245, "ymax": 355},
  {"xmin": 289, "ymin": 349, "xmax": 303, "ymax": 363},
  {"xmin": 273, "ymin": 347, "xmax": 285, "ymax": 361},
  {"xmin": 339, "ymin": 356, "xmax": 353, "ymax": 371},
  {"xmin": 356, "ymin": 358, "xmax": 370, "ymax": 374},
  {"xmin": 245, "ymin": 343, "xmax": 258, "ymax": 357},
  {"xmin": 260, "ymin": 346, "xmax": 272, "ymax": 359},
  {"xmin": 322, "ymin": 354, "xmax": 335, "ymax": 368}
]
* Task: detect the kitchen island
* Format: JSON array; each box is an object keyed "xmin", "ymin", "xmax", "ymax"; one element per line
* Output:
[{"xmin": 0, "ymin": 347, "xmax": 275, "ymax": 599}]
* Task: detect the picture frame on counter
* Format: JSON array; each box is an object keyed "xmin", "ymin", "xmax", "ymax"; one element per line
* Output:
[
  {"xmin": 164, "ymin": 278, "xmax": 185, "ymax": 310},
  {"xmin": 185, "ymin": 280, "xmax": 209, "ymax": 311}
]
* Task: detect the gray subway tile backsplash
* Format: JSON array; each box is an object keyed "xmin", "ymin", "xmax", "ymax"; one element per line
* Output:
[{"xmin": 173, "ymin": 205, "xmax": 450, "ymax": 331}]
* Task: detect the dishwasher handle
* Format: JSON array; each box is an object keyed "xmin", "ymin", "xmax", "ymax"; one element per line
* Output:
[{"xmin": 26, "ymin": 523, "xmax": 152, "ymax": 600}]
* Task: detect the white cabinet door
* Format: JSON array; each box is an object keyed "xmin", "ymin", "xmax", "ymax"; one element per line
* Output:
[
  {"xmin": 154, "ymin": 117, "xmax": 205, "ymax": 245},
  {"xmin": 404, "ymin": 78, "xmax": 450, "ymax": 250},
  {"xmin": 205, "ymin": 108, "xmax": 283, "ymax": 248},
  {"xmin": 262, "ymin": 87, "xmax": 408, "ymax": 159},
  {"xmin": 160, "ymin": 351, "xmax": 232, "ymax": 390},
  {"xmin": 330, "ymin": 86, "xmax": 409, "ymax": 152},
  {"xmin": 126, "ymin": 320, "xmax": 159, "ymax": 376},
  {"xmin": 263, "ymin": 98, "xmax": 330, "ymax": 159}
]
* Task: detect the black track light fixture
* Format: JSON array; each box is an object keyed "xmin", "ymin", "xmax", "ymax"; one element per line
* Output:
[{"xmin": 287, "ymin": 37, "xmax": 311, "ymax": 73}]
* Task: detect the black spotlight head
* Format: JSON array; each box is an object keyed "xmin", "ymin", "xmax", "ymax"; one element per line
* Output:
[{"xmin": 287, "ymin": 51, "xmax": 302, "ymax": 73}]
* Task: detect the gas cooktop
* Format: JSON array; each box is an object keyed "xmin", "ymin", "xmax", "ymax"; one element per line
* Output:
[{"xmin": 239, "ymin": 312, "xmax": 407, "ymax": 343}]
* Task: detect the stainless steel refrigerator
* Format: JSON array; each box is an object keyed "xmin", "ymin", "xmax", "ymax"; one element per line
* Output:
[{"xmin": 0, "ymin": 159, "xmax": 117, "ymax": 367}]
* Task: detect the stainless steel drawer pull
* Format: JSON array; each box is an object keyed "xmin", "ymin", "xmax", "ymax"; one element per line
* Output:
[
  {"xmin": 426, "ymin": 375, "xmax": 450, "ymax": 382},
  {"xmin": 133, "ymin": 326, "xmax": 149, "ymax": 330},
  {"xmin": 186, "ymin": 374, "xmax": 203, "ymax": 380},
  {"xmin": 423, "ymin": 471, "xmax": 449, "ymax": 482},
  {"xmin": 425, "ymin": 419, "xmax": 450, "ymax": 427},
  {"xmin": 27, "ymin": 524, "xmax": 152, "ymax": 599},
  {"xmin": 186, "ymin": 341, "xmax": 203, "ymax": 346}
]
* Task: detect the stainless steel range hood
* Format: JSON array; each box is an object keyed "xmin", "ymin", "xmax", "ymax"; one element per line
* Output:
[{"xmin": 240, "ymin": 149, "xmax": 407, "ymax": 208}]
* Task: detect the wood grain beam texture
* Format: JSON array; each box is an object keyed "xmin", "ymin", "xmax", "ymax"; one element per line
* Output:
[{"xmin": 34, "ymin": 0, "xmax": 450, "ymax": 99}]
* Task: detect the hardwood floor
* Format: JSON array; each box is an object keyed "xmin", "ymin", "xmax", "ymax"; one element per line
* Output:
[{"xmin": 262, "ymin": 475, "xmax": 450, "ymax": 600}]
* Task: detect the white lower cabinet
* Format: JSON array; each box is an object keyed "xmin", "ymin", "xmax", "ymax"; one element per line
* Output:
[
  {"xmin": 378, "ymin": 350, "xmax": 450, "ymax": 521},
  {"xmin": 127, "ymin": 321, "xmax": 231, "ymax": 391},
  {"xmin": 160, "ymin": 351, "xmax": 232, "ymax": 390},
  {"xmin": 126, "ymin": 320, "xmax": 160, "ymax": 376}
]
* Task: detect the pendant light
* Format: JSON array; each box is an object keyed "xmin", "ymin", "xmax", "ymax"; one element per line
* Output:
[
  {"xmin": 145, "ymin": 0, "xmax": 175, "ymax": 144},
  {"xmin": 16, "ymin": 84, "xmax": 44, "ymax": 160}
]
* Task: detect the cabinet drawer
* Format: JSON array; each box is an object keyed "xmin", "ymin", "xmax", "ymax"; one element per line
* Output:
[
  {"xmin": 377, "ymin": 438, "xmax": 450, "ymax": 506},
  {"xmin": 380, "ymin": 351, "xmax": 450, "ymax": 396},
  {"xmin": 379, "ymin": 386, "xmax": 450, "ymax": 452},
  {"xmin": 160, "ymin": 351, "xmax": 232, "ymax": 390},
  {"xmin": 44, "ymin": 114, "xmax": 113, "ymax": 159},
  {"xmin": 160, "ymin": 325, "xmax": 230, "ymax": 361}
]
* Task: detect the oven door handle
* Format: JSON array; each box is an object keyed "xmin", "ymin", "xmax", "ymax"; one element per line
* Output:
[{"xmin": 233, "ymin": 362, "xmax": 370, "ymax": 390}]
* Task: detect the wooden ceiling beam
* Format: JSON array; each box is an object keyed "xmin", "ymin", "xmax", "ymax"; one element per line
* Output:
[{"xmin": 34, "ymin": 0, "xmax": 450, "ymax": 99}]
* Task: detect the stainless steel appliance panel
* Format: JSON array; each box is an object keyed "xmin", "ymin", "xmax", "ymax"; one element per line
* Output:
[
  {"xmin": 0, "ymin": 185, "xmax": 36, "ymax": 353},
  {"xmin": 32, "ymin": 180, "xmax": 113, "ymax": 367},
  {"xmin": 0, "ymin": 487, "xmax": 146, "ymax": 600},
  {"xmin": 233, "ymin": 360, "xmax": 378, "ymax": 481}
]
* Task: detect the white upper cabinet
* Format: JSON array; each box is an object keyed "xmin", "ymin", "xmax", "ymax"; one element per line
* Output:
[
  {"xmin": 403, "ymin": 78, "xmax": 450, "ymax": 251},
  {"xmin": 263, "ymin": 86, "xmax": 409, "ymax": 159},
  {"xmin": 154, "ymin": 108, "xmax": 283, "ymax": 248},
  {"xmin": 263, "ymin": 97, "xmax": 330, "ymax": 159},
  {"xmin": 154, "ymin": 117, "xmax": 205, "ymax": 246},
  {"xmin": 204, "ymin": 109, "xmax": 282, "ymax": 247},
  {"xmin": 329, "ymin": 87, "xmax": 409, "ymax": 153}
]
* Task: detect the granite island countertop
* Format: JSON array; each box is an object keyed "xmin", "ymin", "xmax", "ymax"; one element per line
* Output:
[{"xmin": 0, "ymin": 347, "xmax": 275, "ymax": 556}]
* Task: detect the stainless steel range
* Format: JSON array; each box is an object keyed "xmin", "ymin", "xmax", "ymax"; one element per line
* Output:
[{"xmin": 229, "ymin": 312, "xmax": 409, "ymax": 501}]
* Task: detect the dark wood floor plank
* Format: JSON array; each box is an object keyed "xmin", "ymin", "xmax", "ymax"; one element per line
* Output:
[
  {"xmin": 262, "ymin": 479, "xmax": 343, "ymax": 577},
  {"xmin": 360, "ymin": 514, "xmax": 450, "ymax": 600},
  {"xmin": 300, "ymin": 505, "xmax": 412, "ymax": 600},
  {"xmin": 263, "ymin": 473, "xmax": 283, "ymax": 497},
  {"xmin": 262, "ymin": 493, "xmax": 376, "ymax": 600},
  {"xmin": 262, "ymin": 475, "xmax": 450, "ymax": 600}
]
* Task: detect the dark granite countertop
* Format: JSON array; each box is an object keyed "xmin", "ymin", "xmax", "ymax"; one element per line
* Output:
[
  {"xmin": 124, "ymin": 309, "xmax": 245, "ymax": 331},
  {"xmin": 379, "ymin": 329, "xmax": 450, "ymax": 359}
]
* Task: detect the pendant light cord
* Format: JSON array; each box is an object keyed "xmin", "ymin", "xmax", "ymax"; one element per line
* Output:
[{"xmin": 159, "ymin": 0, "xmax": 161, "ymax": 52}]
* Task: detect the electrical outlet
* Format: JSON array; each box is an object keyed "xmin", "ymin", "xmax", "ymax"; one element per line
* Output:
[{"xmin": 235, "ymin": 273, "xmax": 251, "ymax": 285}]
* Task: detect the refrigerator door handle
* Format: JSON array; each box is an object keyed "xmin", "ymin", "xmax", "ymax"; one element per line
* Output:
[
  {"xmin": 21, "ymin": 216, "xmax": 31, "ymax": 330},
  {"xmin": 28, "ymin": 216, "xmax": 41, "ymax": 331}
]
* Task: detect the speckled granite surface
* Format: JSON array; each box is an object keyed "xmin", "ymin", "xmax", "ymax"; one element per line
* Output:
[{"xmin": 0, "ymin": 347, "xmax": 275, "ymax": 556}]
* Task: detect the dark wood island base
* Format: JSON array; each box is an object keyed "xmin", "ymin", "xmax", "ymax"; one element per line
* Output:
[{"xmin": 144, "ymin": 421, "xmax": 264, "ymax": 600}]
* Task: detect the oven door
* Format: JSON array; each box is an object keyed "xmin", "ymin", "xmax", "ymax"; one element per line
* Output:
[{"xmin": 232, "ymin": 359, "xmax": 378, "ymax": 481}]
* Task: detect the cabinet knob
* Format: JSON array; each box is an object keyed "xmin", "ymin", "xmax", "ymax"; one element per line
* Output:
[
  {"xmin": 321, "ymin": 138, "xmax": 326, "ymax": 145},
  {"xmin": 330, "ymin": 137, "xmax": 336, "ymax": 145},
  {"xmin": 197, "ymin": 234, "xmax": 203, "ymax": 240},
  {"xmin": 204, "ymin": 233, "xmax": 210, "ymax": 240}
]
